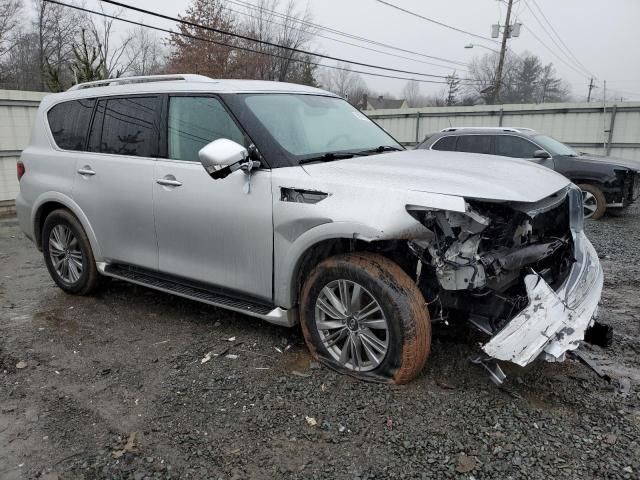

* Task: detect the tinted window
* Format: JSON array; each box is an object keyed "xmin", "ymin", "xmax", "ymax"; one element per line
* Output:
[
  {"xmin": 47, "ymin": 98, "xmax": 95, "ymax": 151},
  {"xmin": 456, "ymin": 135, "xmax": 492, "ymax": 154},
  {"xmin": 495, "ymin": 135, "xmax": 539, "ymax": 158},
  {"xmin": 88, "ymin": 96, "xmax": 160, "ymax": 157},
  {"xmin": 168, "ymin": 96, "xmax": 246, "ymax": 162},
  {"xmin": 431, "ymin": 136, "xmax": 456, "ymax": 151}
]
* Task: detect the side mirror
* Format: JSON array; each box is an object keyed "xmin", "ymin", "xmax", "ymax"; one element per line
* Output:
[
  {"xmin": 533, "ymin": 149, "xmax": 551, "ymax": 159},
  {"xmin": 199, "ymin": 139, "xmax": 248, "ymax": 176}
]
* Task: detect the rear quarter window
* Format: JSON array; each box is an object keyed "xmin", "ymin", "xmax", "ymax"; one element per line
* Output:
[
  {"xmin": 47, "ymin": 98, "xmax": 96, "ymax": 151},
  {"xmin": 431, "ymin": 136, "xmax": 457, "ymax": 151},
  {"xmin": 456, "ymin": 135, "xmax": 492, "ymax": 154}
]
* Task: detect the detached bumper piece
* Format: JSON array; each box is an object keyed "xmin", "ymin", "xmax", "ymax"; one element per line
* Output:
[{"xmin": 482, "ymin": 232, "xmax": 603, "ymax": 367}]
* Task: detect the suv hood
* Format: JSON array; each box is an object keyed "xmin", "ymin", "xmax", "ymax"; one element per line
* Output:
[
  {"xmin": 301, "ymin": 149, "xmax": 570, "ymax": 203},
  {"xmin": 575, "ymin": 153, "xmax": 640, "ymax": 171}
]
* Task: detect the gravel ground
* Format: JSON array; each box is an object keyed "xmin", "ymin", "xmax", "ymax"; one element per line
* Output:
[{"xmin": 1, "ymin": 206, "xmax": 639, "ymax": 480}]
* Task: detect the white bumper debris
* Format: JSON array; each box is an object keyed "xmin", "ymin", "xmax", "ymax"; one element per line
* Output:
[{"xmin": 482, "ymin": 231, "xmax": 603, "ymax": 366}]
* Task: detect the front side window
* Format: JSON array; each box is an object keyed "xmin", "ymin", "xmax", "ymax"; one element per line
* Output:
[
  {"xmin": 532, "ymin": 134, "xmax": 577, "ymax": 156},
  {"xmin": 238, "ymin": 94, "xmax": 401, "ymax": 162},
  {"xmin": 88, "ymin": 96, "xmax": 161, "ymax": 157},
  {"xmin": 168, "ymin": 96, "xmax": 246, "ymax": 162},
  {"xmin": 495, "ymin": 135, "xmax": 539, "ymax": 158},
  {"xmin": 456, "ymin": 135, "xmax": 492, "ymax": 154},
  {"xmin": 47, "ymin": 98, "xmax": 95, "ymax": 151}
]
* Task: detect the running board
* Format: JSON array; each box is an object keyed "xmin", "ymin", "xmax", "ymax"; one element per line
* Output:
[{"xmin": 99, "ymin": 264, "xmax": 296, "ymax": 327}]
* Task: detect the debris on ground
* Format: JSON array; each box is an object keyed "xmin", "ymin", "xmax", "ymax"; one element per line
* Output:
[
  {"xmin": 15, "ymin": 360, "xmax": 27, "ymax": 369},
  {"xmin": 305, "ymin": 416, "xmax": 317, "ymax": 427},
  {"xmin": 225, "ymin": 354, "xmax": 239, "ymax": 360},
  {"xmin": 200, "ymin": 352, "xmax": 213, "ymax": 364},
  {"xmin": 386, "ymin": 417, "xmax": 393, "ymax": 431},
  {"xmin": 455, "ymin": 453, "xmax": 476, "ymax": 473},
  {"xmin": 111, "ymin": 432, "xmax": 139, "ymax": 459}
]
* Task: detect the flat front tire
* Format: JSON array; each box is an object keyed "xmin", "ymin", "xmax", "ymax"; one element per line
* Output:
[
  {"xmin": 300, "ymin": 252, "xmax": 431, "ymax": 384},
  {"xmin": 42, "ymin": 209, "xmax": 100, "ymax": 295}
]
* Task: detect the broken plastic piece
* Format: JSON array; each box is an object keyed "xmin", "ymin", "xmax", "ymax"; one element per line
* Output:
[{"xmin": 470, "ymin": 355, "xmax": 506, "ymax": 385}]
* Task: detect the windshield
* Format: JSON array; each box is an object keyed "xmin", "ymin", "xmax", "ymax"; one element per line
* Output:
[
  {"xmin": 532, "ymin": 134, "xmax": 578, "ymax": 156},
  {"xmin": 239, "ymin": 94, "xmax": 402, "ymax": 162}
]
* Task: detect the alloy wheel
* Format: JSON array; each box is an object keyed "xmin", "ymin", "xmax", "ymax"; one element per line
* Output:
[
  {"xmin": 48, "ymin": 224, "xmax": 83, "ymax": 284},
  {"xmin": 582, "ymin": 190, "xmax": 598, "ymax": 219},
  {"xmin": 314, "ymin": 279, "xmax": 389, "ymax": 372}
]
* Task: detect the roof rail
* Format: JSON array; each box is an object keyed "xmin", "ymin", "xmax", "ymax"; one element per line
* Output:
[
  {"xmin": 440, "ymin": 126, "xmax": 537, "ymax": 134},
  {"xmin": 67, "ymin": 74, "xmax": 213, "ymax": 91}
]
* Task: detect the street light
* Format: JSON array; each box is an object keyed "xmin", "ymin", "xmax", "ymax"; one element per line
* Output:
[{"xmin": 464, "ymin": 43, "xmax": 500, "ymax": 54}]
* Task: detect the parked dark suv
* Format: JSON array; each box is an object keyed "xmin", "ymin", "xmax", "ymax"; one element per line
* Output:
[{"xmin": 418, "ymin": 127, "xmax": 640, "ymax": 219}]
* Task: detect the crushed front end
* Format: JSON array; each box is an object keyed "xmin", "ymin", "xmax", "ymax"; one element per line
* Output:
[{"xmin": 408, "ymin": 185, "xmax": 603, "ymax": 372}]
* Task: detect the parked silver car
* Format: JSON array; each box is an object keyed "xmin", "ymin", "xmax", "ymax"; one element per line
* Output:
[{"xmin": 16, "ymin": 75, "xmax": 603, "ymax": 384}]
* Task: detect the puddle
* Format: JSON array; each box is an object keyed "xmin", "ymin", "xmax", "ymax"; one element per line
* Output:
[{"xmin": 32, "ymin": 310, "xmax": 79, "ymax": 334}]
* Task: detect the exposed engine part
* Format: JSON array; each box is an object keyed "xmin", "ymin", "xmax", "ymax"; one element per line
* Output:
[{"xmin": 409, "ymin": 194, "xmax": 575, "ymax": 332}]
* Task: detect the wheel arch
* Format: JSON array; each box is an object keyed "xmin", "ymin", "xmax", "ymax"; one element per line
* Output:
[
  {"xmin": 275, "ymin": 221, "xmax": 415, "ymax": 309},
  {"xmin": 32, "ymin": 192, "xmax": 102, "ymax": 259}
]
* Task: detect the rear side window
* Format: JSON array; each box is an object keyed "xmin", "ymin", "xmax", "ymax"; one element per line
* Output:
[
  {"xmin": 431, "ymin": 136, "xmax": 456, "ymax": 151},
  {"xmin": 495, "ymin": 135, "xmax": 539, "ymax": 158},
  {"xmin": 456, "ymin": 135, "xmax": 492, "ymax": 154},
  {"xmin": 88, "ymin": 96, "xmax": 161, "ymax": 157},
  {"xmin": 168, "ymin": 96, "xmax": 246, "ymax": 162},
  {"xmin": 47, "ymin": 99, "xmax": 95, "ymax": 151}
]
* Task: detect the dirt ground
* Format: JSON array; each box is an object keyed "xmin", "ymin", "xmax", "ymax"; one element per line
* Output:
[{"xmin": 1, "ymin": 206, "xmax": 639, "ymax": 480}]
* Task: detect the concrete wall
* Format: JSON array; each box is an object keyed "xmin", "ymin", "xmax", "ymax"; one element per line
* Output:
[
  {"xmin": 366, "ymin": 101, "xmax": 640, "ymax": 161},
  {"xmin": 0, "ymin": 90, "xmax": 48, "ymax": 204}
]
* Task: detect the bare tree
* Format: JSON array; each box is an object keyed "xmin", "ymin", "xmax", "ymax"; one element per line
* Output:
[
  {"xmin": 402, "ymin": 80, "xmax": 421, "ymax": 107},
  {"xmin": 88, "ymin": 5, "xmax": 136, "ymax": 78},
  {"xmin": 33, "ymin": 0, "xmax": 85, "ymax": 90},
  {"xmin": 0, "ymin": 0, "xmax": 21, "ymax": 60},
  {"xmin": 125, "ymin": 27, "xmax": 166, "ymax": 76},
  {"xmin": 322, "ymin": 63, "xmax": 368, "ymax": 106},
  {"xmin": 237, "ymin": 0, "xmax": 318, "ymax": 83}
]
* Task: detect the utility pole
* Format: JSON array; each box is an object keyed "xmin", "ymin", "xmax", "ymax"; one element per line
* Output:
[
  {"xmin": 492, "ymin": 0, "xmax": 513, "ymax": 105},
  {"xmin": 587, "ymin": 77, "xmax": 596, "ymax": 102}
]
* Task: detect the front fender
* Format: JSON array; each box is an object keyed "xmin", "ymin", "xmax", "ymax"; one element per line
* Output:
[{"xmin": 31, "ymin": 191, "xmax": 103, "ymax": 260}]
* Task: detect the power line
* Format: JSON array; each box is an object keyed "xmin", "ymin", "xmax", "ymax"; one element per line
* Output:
[
  {"xmin": 517, "ymin": 23, "xmax": 591, "ymax": 80},
  {"xmin": 44, "ymin": 0, "xmax": 456, "ymax": 86},
  {"xmin": 521, "ymin": 2, "xmax": 592, "ymax": 78},
  {"xmin": 225, "ymin": 0, "xmax": 470, "ymax": 68},
  {"xmin": 374, "ymin": 0, "xmax": 499, "ymax": 45},
  {"xmin": 96, "ymin": 0, "xmax": 462, "ymax": 81},
  {"xmin": 222, "ymin": 4, "xmax": 469, "ymax": 72},
  {"xmin": 529, "ymin": 0, "xmax": 596, "ymax": 78}
]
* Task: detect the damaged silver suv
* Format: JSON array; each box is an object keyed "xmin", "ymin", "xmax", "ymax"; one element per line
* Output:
[{"xmin": 17, "ymin": 75, "xmax": 603, "ymax": 384}]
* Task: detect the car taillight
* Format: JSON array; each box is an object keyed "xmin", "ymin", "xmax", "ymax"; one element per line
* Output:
[{"xmin": 17, "ymin": 160, "xmax": 25, "ymax": 181}]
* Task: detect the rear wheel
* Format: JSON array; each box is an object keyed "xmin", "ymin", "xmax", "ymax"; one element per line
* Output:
[
  {"xmin": 42, "ymin": 209, "xmax": 100, "ymax": 295},
  {"xmin": 300, "ymin": 252, "xmax": 431, "ymax": 384},
  {"xmin": 578, "ymin": 183, "xmax": 607, "ymax": 220}
]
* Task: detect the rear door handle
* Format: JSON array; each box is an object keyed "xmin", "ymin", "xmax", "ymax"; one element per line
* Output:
[
  {"xmin": 77, "ymin": 166, "xmax": 96, "ymax": 176},
  {"xmin": 156, "ymin": 178, "xmax": 183, "ymax": 187}
]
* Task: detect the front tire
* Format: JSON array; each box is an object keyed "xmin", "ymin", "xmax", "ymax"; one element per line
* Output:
[
  {"xmin": 300, "ymin": 252, "xmax": 431, "ymax": 384},
  {"xmin": 578, "ymin": 183, "xmax": 606, "ymax": 220},
  {"xmin": 42, "ymin": 209, "xmax": 100, "ymax": 295}
]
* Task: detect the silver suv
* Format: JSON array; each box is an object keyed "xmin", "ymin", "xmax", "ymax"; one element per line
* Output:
[{"xmin": 16, "ymin": 75, "xmax": 603, "ymax": 384}]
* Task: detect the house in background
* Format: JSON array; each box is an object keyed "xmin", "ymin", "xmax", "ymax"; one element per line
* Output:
[{"xmin": 362, "ymin": 94, "xmax": 408, "ymax": 110}]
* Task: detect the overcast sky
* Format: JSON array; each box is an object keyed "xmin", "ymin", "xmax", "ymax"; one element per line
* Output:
[{"xmin": 75, "ymin": 0, "xmax": 640, "ymax": 101}]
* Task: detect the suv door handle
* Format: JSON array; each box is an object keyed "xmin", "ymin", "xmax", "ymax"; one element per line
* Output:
[
  {"xmin": 77, "ymin": 166, "xmax": 96, "ymax": 176},
  {"xmin": 156, "ymin": 178, "xmax": 183, "ymax": 187}
]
